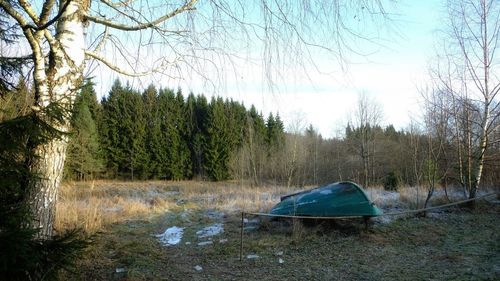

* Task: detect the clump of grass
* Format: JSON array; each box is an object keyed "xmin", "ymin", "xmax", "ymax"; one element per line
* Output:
[
  {"xmin": 399, "ymin": 186, "xmax": 429, "ymax": 209},
  {"xmin": 291, "ymin": 219, "xmax": 306, "ymax": 243}
]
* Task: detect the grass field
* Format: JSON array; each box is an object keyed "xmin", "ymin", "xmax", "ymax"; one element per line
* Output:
[{"xmin": 56, "ymin": 181, "xmax": 500, "ymax": 280}]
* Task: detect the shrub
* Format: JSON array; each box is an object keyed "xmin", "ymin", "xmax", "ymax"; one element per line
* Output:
[{"xmin": 383, "ymin": 172, "xmax": 399, "ymax": 191}]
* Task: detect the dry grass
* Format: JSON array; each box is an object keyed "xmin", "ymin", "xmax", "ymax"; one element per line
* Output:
[
  {"xmin": 179, "ymin": 181, "xmax": 302, "ymax": 213},
  {"xmin": 366, "ymin": 185, "xmax": 478, "ymax": 210},
  {"xmin": 55, "ymin": 180, "xmax": 494, "ymax": 236},
  {"xmin": 55, "ymin": 180, "xmax": 302, "ymax": 235},
  {"xmin": 55, "ymin": 181, "xmax": 177, "ymax": 234},
  {"xmin": 57, "ymin": 180, "xmax": 500, "ymax": 280}
]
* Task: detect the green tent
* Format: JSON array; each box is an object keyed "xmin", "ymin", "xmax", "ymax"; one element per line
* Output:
[{"xmin": 270, "ymin": 181, "xmax": 383, "ymax": 217}]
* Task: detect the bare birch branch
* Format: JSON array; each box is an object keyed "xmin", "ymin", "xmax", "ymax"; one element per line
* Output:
[
  {"xmin": 86, "ymin": 0, "xmax": 197, "ymax": 31},
  {"xmin": 85, "ymin": 50, "xmax": 176, "ymax": 77}
]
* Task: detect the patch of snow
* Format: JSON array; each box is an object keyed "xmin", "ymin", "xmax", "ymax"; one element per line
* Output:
[
  {"xmin": 198, "ymin": 241, "xmax": 213, "ymax": 246},
  {"xmin": 275, "ymin": 251, "xmax": 283, "ymax": 256},
  {"xmin": 115, "ymin": 268, "xmax": 126, "ymax": 273},
  {"xmin": 196, "ymin": 223, "xmax": 224, "ymax": 238},
  {"xmin": 278, "ymin": 258, "xmax": 284, "ymax": 264},
  {"xmin": 246, "ymin": 254, "xmax": 260, "ymax": 259},
  {"xmin": 156, "ymin": 226, "xmax": 184, "ymax": 246},
  {"xmin": 219, "ymin": 238, "xmax": 228, "ymax": 243},
  {"xmin": 185, "ymin": 242, "xmax": 191, "ymax": 245},
  {"xmin": 194, "ymin": 265, "xmax": 203, "ymax": 271}
]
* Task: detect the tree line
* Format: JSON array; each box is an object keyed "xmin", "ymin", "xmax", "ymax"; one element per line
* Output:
[
  {"xmin": 62, "ymin": 79, "xmax": 286, "ymax": 183},
  {"xmin": 2, "ymin": 79, "xmax": 498, "ymax": 192}
]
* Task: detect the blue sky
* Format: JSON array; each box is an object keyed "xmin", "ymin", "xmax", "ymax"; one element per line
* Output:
[{"xmin": 91, "ymin": 0, "xmax": 444, "ymax": 138}]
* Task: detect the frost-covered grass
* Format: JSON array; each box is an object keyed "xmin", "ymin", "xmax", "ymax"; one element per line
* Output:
[
  {"xmin": 62, "ymin": 197, "xmax": 499, "ymax": 280},
  {"xmin": 56, "ymin": 180, "xmax": 499, "ymax": 280},
  {"xmin": 56, "ymin": 180, "xmax": 497, "ymax": 235},
  {"xmin": 55, "ymin": 180, "xmax": 302, "ymax": 235},
  {"xmin": 366, "ymin": 185, "xmax": 498, "ymax": 210}
]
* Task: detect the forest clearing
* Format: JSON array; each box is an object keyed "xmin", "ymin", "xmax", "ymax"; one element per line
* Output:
[
  {"xmin": 57, "ymin": 181, "xmax": 500, "ymax": 280},
  {"xmin": 1, "ymin": 0, "xmax": 499, "ymax": 280}
]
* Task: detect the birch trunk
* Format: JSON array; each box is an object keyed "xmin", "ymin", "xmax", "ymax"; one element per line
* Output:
[
  {"xmin": 468, "ymin": 0, "xmax": 492, "ymax": 201},
  {"xmin": 27, "ymin": 139, "xmax": 69, "ymax": 238},
  {"xmin": 27, "ymin": 0, "xmax": 86, "ymax": 238}
]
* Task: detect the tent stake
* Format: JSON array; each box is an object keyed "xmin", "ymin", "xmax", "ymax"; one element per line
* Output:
[{"xmin": 239, "ymin": 212, "xmax": 244, "ymax": 261}]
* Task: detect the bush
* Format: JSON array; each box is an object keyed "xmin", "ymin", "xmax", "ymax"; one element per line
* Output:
[{"xmin": 384, "ymin": 172, "xmax": 399, "ymax": 191}]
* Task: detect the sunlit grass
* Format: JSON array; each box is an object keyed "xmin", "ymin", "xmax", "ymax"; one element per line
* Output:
[
  {"xmin": 55, "ymin": 180, "xmax": 487, "ymax": 235},
  {"xmin": 55, "ymin": 180, "xmax": 302, "ymax": 235}
]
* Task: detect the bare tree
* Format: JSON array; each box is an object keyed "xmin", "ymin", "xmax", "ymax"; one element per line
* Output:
[
  {"xmin": 283, "ymin": 112, "xmax": 307, "ymax": 187},
  {"xmin": 421, "ymin": 87, "xmax": 453, "ymax": 209},
  {"xmin": 0, "ymin": 0, "xmax": 389, "ymax": 238},
  {"xmin": 349, "ymin": 92, "xmax": 383, "ymax": 187},
  {"xmin": 430, "ymin": 0, "xmax": 499, "ymax": 200}
]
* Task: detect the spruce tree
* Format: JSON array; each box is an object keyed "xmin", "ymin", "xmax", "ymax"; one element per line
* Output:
[
  {"xmin": 186, "ymin": 94, "xmax": 209, "ymax": 178},
  {"xmin": 100, "ymin": 80, "xmax": 149, "ymax": 179},
  {"xmin": 266, "ymin": 112, "xmax": 285, "ymax": 149},
  {"xmin": 65, "ymin": 84, "xmax": 102, "ymax": 180},
  {"xmin": 157, "ymin": 88, "xmax": 176, "ymax": 179},
  {"xmin": 142, "ymin": 84, "xmax": 160, "ymax": 178},
  {"xmin": 176, "ymin": 89, "xmax": 192, "ymax": 179},
  {"xmin": 205, "ymin": 97, "xmax": 231, "ymax": 181},
  {"xmin": 100, "ymin": 80, "xmax": 123, "ymax": 177},
  {"xmin": 0, "ymin": 77, "xmax": 32, "ymax": 121},
  {"xmin": 123, "ymin": 84, "xmax": 149, "ymax": 179}
]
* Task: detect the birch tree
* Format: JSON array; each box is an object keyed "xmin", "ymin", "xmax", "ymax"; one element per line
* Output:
[
  {"xmin": 431, "ymin": 0, "xmax": 499, "ymax": 200},
  {"xmin": 0, "ymin": 0, "xmax": 388, "ymax": 238}
]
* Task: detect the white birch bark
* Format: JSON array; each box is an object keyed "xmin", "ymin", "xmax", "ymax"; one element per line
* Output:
[{"xmin": 27, "ymin": 0, "xmax": 86, "ymax": 238}]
